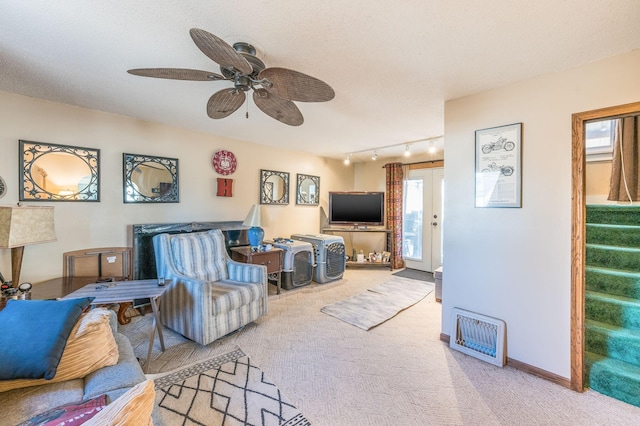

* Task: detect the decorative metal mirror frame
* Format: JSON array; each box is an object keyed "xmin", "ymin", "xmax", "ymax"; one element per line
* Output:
[
  {"xmin": 296, "ymin": 173, "xmax": 320, "ymax": 206},
  {"xmin": 123, "ymin": 153, "xmax": 179, "ymax": 203},
  {"xmin": 19, "ymin": 140, "xmax": 100, "ymax": 201},
  {"xmin": 260, "ymin": 169, "xmax": 289, "ymax": 205}
]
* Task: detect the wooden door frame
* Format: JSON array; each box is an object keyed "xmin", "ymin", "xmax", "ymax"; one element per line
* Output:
[{"xmin": 570, "ymin": 101, "xmax": 640, "ymax": 391}]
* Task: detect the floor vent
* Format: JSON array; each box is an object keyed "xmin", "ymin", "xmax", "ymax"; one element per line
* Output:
[{"xmin": 450, "ymin": 308, "xmax": 506, "ymax": 367}]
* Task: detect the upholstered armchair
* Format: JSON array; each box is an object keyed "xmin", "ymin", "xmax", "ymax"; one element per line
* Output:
[{"xmin": 152, "ymin": 229, "xmax": 268, "ymax": 346}]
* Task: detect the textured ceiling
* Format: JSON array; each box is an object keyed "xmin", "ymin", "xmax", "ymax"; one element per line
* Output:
[{"xmin": 1, "ymin": 1, "xmax": 639, "ymax": 161}]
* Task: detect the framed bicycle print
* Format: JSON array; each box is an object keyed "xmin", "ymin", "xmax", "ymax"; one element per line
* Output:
[{"xmin": 475, "ymin": 123, "xmax": 522, "ymax": 208}]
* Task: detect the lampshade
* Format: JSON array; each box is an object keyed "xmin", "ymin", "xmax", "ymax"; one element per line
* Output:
[
  {"xmin": 242, "ymin": 204, "xmax": 262, "ymax": 227},
  {"xmin": 0, "ymin": 206, "xmax": 56, "ymax": 248},
  {"xmin": 0, "ymin": 205, "xmax": 56, "ymax": 287}
]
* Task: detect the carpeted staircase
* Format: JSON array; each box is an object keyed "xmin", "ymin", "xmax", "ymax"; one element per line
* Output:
[{"xmin": 585, "ymin": 204, "xmax": 640, "ymax": 407}]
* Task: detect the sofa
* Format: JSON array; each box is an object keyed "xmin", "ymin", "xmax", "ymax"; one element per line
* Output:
[
  {"xmin": 153, "ymin": 229, "xmax": 268, "ymax": 346},
  {"xmin": 0, "ymin": 305, "xmax": 163, "ymax": 425}
]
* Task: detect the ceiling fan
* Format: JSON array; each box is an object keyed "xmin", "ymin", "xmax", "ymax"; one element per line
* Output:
[{"xmin": 128, "ymin": 28, "xmax": 335, "ymax": 126}]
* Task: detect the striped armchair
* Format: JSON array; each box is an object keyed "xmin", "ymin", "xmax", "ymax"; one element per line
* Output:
[{"xmin": 152, "ymin": 229, "xmax": 268, "ymax": 345}]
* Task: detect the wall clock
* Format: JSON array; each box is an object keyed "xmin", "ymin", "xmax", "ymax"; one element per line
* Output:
[
  {"xmin": 212, "ymin": 150, "xmax": 237, "ymax": 175},
  {"xmin": 0, "ymin": 176, "xmax": 6, "ymax": 198}
]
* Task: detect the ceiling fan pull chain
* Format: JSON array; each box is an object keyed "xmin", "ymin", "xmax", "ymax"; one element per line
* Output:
[{"xmin": 246, "ymin": 96, "xmax": 249, "ymax": 119}]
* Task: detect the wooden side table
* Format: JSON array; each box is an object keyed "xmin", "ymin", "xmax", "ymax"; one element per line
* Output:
[{"xmin": 230, "ymin": 247, "xmax": 284, "ymax": 294}]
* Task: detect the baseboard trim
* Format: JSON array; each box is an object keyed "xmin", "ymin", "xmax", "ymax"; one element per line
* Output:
[{"xmin": 439, "ymin": 333, "xmax": 572, "ymax": 389}]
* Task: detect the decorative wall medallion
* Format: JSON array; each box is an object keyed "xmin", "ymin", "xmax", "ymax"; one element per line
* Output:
[
  {"xmin": 216, "ymin": 178, "xmax": 233, "ymax": 197},
  {"xmin": 212, "ymin": 150, "xmax": 237, "ymax": 175},
  {"xmin": 0, "ymin": 176, "xmax": 6, "ymax": 198}
]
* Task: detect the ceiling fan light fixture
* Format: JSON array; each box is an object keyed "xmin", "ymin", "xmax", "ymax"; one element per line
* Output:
[
  {"xmin": 234, "ymin": 75, "xmax": 252, "ymax": 91},
  {"xmin": 129, "ymin": 28, "xmax": 334, "ymax": 126}
]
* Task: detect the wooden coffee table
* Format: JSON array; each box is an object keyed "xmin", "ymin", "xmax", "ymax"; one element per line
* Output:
[{"xmin": 61, "ymin": 279, "xmax": 166, "ymax": 373}]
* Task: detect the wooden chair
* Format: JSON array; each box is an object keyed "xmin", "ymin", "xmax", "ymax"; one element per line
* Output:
[{"xmin": 63, "ymin": 247, "xmax": 133, "ymax": 324}]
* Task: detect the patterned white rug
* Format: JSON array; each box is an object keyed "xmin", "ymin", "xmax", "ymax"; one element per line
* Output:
[
  {"xmin": 152, "ymin": 347, "xmax": 310, "ymax": 425},
  {"xmin": 320, "ymin": 276, "xmax": 434, "ymax": 330}
]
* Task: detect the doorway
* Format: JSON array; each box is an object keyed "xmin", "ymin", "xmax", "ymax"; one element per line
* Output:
[
  {"xmin": 402, "ymin": 167, "xmax": 444, "ymax": 272},
  {"xmin": 571, "ymin": 101, "xmax": 640, "ymax": 391}
]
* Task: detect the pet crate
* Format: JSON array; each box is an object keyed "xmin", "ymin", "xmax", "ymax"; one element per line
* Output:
[
  {"xmin": 269, "ymin": 239, "xmax": 314, "ymax": 289},
  {"xmin": 290, "ymin": 234, "xmax": 346, "ymax": 283}
]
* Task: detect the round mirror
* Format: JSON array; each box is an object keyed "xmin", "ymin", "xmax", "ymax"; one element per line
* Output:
[
  {"xmin": 300, "ymin": 178, "xmax": 315, "ymax": 202},
  {"xmin": 131, "ymin": 162, "xmax": 173, "ymax": 197},
  {"xmin": 266, "ymin": 175, "xmax": 286, "ymax": 202},
  {"xmin": 31, "ymin": 152, "xmax": 95, "ymax": 199}
]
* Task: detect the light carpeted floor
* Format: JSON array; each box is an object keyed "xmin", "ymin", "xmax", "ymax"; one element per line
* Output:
[{"xmin": 121, "ymin": 269, "xmax": 640, "ymax": 425}]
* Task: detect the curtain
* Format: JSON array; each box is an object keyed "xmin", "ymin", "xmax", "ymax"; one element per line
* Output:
[
  {"xmin": 608, "ymin": 116, "xmax": 640, "ymax": 202},
  {"xmin": 384, "ymin": 162, "xmax": 404, "ymax": 269}
]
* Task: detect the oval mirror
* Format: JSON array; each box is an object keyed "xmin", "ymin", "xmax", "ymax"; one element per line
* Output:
[
  {"xmin": 296, "ymin": 174, "xmax": 320, "ymax": 205},
  {"xmin": 20, "ymin": 140, "xmax": 99, "ymax": 201},
  {"xmin": 260, "ymin": 169, "xmax": 289, "ymax": 205},
  {"xmin": 124, "ymin": 153, "xmax": 179, "ymax": 203}
]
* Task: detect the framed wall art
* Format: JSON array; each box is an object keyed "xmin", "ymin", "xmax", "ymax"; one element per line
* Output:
[{"xmin": 475, "ymin": 123, "xmax": 522, "ymax": 208}]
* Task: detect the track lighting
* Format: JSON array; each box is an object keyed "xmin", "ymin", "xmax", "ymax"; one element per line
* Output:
[
  {"xmin": 344, "ymin": 154, "xmax": 351, "ymax": 165},
  {"xmin": 404, "ymin": 144, "xmax": 411, "ymax": 157}
]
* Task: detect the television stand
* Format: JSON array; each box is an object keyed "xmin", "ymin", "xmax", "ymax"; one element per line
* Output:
[{"xmin": 321, "ymin": 227, "xmax": 393, "ymax": 269}]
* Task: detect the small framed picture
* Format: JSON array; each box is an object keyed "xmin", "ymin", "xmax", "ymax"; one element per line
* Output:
[{"xmin": 475, "ymin": 123, "xmax": 522, "ymax": 208}]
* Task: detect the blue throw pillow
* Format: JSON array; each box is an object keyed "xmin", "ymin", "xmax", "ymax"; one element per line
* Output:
[{"xmin": 0, "ymin": 297, "xmax": 94, "ymax": 380}]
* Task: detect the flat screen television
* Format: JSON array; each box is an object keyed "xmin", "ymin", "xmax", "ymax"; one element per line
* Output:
[{"xmin": 328, "ymin": 191, "xmax": 385, "ymax": 227}]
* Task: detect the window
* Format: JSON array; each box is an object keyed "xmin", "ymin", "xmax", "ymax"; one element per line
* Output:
[{"xmin": 585, "ymin": 119, "xmax": 615, "ymax": 161}]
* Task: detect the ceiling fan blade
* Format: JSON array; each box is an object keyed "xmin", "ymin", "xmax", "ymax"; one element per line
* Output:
[
  {"xmin": 189, "ymin": 28, "xmax": 252, "ymax": 75},
  {"xmin": 259, "ymin": 68, "xmax": 335, "ymax": 102},
  {"xmin": 207, "ymin": 88, "xmax": 246, "ymax": 119},
  {"xmin": 127, "ymin": 68, "xmax": 226, "ymax": 81},
  {"xmin": 253, "ymin": 89, "xmax": 304, "ymax": 126}
]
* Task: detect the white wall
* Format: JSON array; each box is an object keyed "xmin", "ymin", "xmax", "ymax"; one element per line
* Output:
[
  {"xmin": 442, "ymin": 49, "xmax": 640, "ymax": 378},
  {"xmin": 0, "ymin": 91, "xmax": 353, "ymax": 283}
]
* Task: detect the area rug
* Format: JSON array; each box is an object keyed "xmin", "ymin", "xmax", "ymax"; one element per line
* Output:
[
  {"xmin": 153, "ymin": 347, "xmax": 311, "ymax": 426},
  {"xmin": 392, "ymin": 267, "xmax": 435, "ymax": 282},
  {"xmin": 320, "ymin": 276, "xmax": 434, "ymax": 330}
]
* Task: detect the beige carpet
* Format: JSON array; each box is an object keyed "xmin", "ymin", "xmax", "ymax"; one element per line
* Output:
[{"xmin": 121, "ymin": 269, "xmax": 640, "ymax": 425}]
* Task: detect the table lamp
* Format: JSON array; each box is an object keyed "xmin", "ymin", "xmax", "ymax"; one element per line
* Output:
[
  {"xmin": 0, "ymin": 205, "xmax": 57, "ymax": 287},
  {"xmin": 242, "ymin": 204, "xmax": 264, "ymax": 249}
]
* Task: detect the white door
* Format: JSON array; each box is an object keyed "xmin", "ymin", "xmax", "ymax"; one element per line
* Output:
[{"xmin": 402, "ymin": 167, "xmax": 443, "ymax": 272}]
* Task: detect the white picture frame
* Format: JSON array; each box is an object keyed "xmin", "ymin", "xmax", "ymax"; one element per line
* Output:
[{"xmin": 475, "ymin": 123, "xmax": 522, "ymax": 208}]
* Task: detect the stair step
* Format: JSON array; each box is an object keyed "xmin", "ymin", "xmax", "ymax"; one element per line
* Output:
[
  {"xmin": 586, "ymin": 223, "xmax": 640, "ymax": 247},
  {"xmin": 586, "ymin": 266, "xmax": 640, "ymax": 299},
  {"xmin": 585, "ymin": 319, "xmax": 640, "ymax": 366},
  {"xmin": 585, "ymin": 291, "xmax": 640, "ymax": 330},
  {"xmin": 584, "ymin": 351, "xmax": 640, "ymax": 407},
  {"xmin": 585, "ymin": 244, "xmax": 640, "ymax": 271},
  {"xmin": 586, "ymin": 205, "xmax": 640, "ymax": 226}
]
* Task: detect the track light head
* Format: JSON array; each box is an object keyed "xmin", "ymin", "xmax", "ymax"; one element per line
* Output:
[
  {"xmin": 344, "ymin": 154, "xmax": 351, "ymax": 165},
  {"xmin": 372, "ymin": 151, "xmax": 378, "ymax": 161},
  {"xmin": 404, "ymin": 144, "xmax": 411, "ymax": 157}
]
